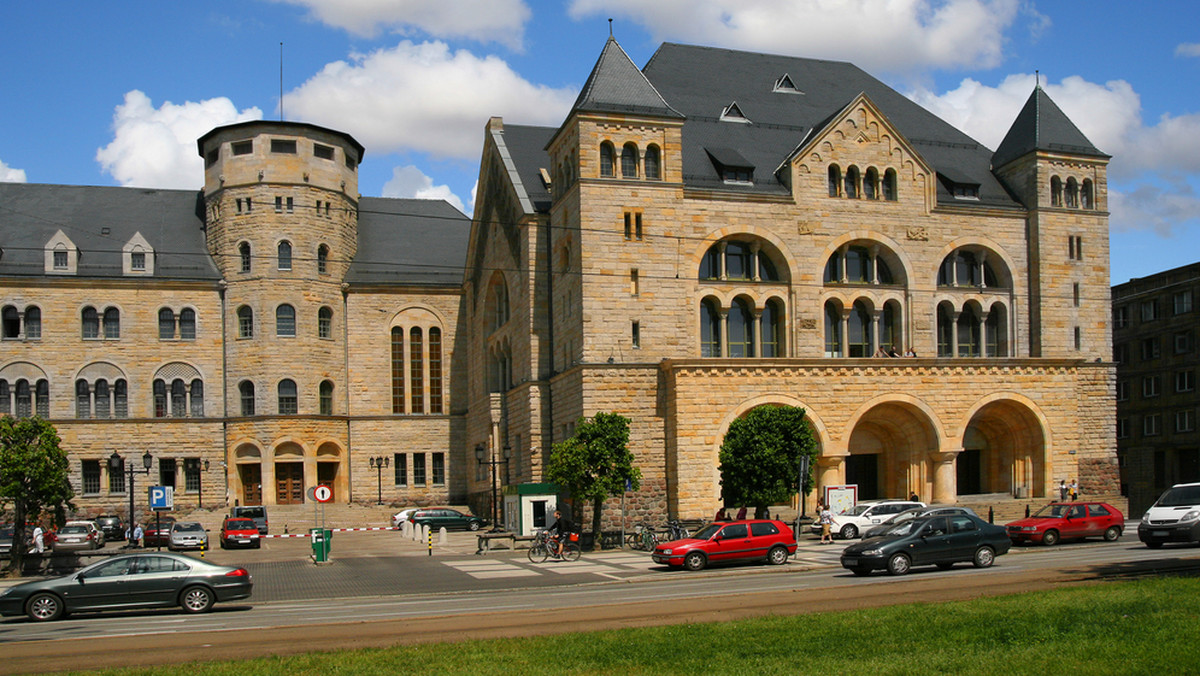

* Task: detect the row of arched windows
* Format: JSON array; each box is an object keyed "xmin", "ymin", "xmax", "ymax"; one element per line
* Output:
[
  {"xmin": 1050, "ymin": 176, "xmax": 1095, "ymax": 209},
  {"xmin": 0, "ymin": 378, "xmax": 50, "ymax": 418},
  {"xmin": 600, "ymin": 141, "xmax": 662, "ymax": 180},
  {"xmin": 391, "ymin": 326, "xmax": 444, "ymax": 415},
  {"xmin": 1, "ymin": 305, "xmax": 40, "ymax": 339},
  {"xmin": 236, "ymin": 305, "xmax": 334, "ymax": 339},
  {"xmin": 238, "ymin": 379, "xmax": 335, "ymax": 416},
  {"xmin": 237, "ymin": 241, "xmax": 331, "ymax": 275},
  {"xmin": 700, "ymin": 297, "xmax": 785, "ymax": 358},
  {"xmin": 828, "ymin": 164, "xmax": 898, "ymax": 200}
]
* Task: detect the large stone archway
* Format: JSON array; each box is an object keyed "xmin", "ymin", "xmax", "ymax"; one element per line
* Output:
[
  {"xmin": 961, "ymin": 398, "xmax": 1048, "ymax": 499},
  {"xmin": 843, "ymin": 400, "xmax": 941, "ymax": 501}
]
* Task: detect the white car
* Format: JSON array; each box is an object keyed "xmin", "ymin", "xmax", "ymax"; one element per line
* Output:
[
  {"xmin": 861, "ymin": 505, "xmax": 978, "ymax": 539},
  {"xmin": 813, "ymin": 500, "xmax": 926, "ymax": 539},
  {"xmin": 391, "ymin": 508, "xmax": 418, "ymax": 528}
]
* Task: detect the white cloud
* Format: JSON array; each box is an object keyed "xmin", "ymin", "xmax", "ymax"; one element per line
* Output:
[
  {"xmin": 95, "ymin": 91, "xmax": 262, "ymax": 189},
  {"xmin": 0, "ymin": 159, "xmax": 26, "ymax": 183},
  {"xmin": 269, "ymin": 0, "xmax": 530, "ymax": 49},
  {"xmin": 1176, "ymin": 43, "xmax": 1200, "ymax": 58},
  {"xmin": 569, "ymin": 0, "xmax": 1021, "ymax": 73},
  {"xmin": 1109, "ymin": 183, "xmax": 1200, "ymax": 236},
  {"xmin": 382, "ymin": 164, "xmax": 466, "ymax": 214},
  {"xmin": 283, "ymin": 41, "xmax": 577, "ymax": 160}
]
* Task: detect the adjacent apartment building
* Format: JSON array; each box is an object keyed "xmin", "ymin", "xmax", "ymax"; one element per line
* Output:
[
  {"xmin": 1, "ymin": 38, "xmax": 1120, "ymax": 524},
  {"xmin": 1112, "ymin": 262, "xmax": 1200, "ymax": 515}
]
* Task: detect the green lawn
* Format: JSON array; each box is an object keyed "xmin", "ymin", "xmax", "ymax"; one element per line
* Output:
[{"xmin": 84, "ymin": 575, "xmax": 1200, "ymax": 675}]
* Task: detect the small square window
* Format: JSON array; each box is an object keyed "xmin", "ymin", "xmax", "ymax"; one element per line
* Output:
[
  {"xmin": 131, "ymin": 252, "xmax": 145, "ymax": 270},
  {"xmin": 271, "ymin": 139, "xmax": 297, "ymax": 154},
  {"xmin": 53, "ymin": 250, "xmax": 69, "ymax": 269},
  {"xmin": 1175, "ymin": 290, "xmax": 1193, "ymax": 315},
  {"xmin": 232, "ymin": 140, "xmax": 253, "ymax": 156},
  {"xmin": 314, "ymin": 144, "xmax": 334, "ymax": 161}
]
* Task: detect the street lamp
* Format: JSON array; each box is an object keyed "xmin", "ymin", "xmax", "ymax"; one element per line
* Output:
[
  {"xmin": 109, "ymin": 451, "xmax": 153, "ymax": 547},
  {"xmin": 369, "ymin": 456, "xmax": 390, "ymax": 505},
  {"xmin": 475, "ymin": 443, "xmax": 511, "ymax": 532}
]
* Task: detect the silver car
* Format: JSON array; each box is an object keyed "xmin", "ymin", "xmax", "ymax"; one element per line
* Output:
[
  {"xmin": 167, "ymin": 522, "xmax": 209, "ymax": 551},
  {"xmin": 53, "ymin": 522, "xmax": 105, "ymax": 551}
]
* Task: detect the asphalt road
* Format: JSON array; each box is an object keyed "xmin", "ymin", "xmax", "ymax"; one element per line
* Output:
[{"xmin": 3, "ymin": 529, "xmax": 1199, "ymax": 675}]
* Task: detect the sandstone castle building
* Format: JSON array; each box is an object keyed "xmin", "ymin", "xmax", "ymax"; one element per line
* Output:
[{"xmin": 0, "ymin": 39, "xmax": 1119, "ymax": 523}]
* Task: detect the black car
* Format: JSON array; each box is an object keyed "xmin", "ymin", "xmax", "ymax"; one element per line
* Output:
[
  {"xmin": 0, "ymin": 552, "xmax": 252, "ymax": 622},
  {"xmin": 408, "ymin": 508, "xmax": 486, "ymax": 531},
  {"xmin": 95, "ymin": 515, "xmax": 124, "ymax": 541},
  {"xmin": 840, "ymin": 514, "xmax": 1011, "ymax": 576}
]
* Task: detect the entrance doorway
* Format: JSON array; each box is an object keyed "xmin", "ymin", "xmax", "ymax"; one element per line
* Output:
[
  {"xmin": 239, "ymin": 464, "xmax": 262, "ymax": 505},
  {"xmin": 846, "ymin": 454, "xmax": 880, "ymax": 499},
  {"xmin": 317, "ymin": 462, "xmax": 338, "ymax": 501},
  {"xmin": 957, "ymin": 449, "xmax": 983, "ymax": 495},
  {"xmin": 275, "ymin": 462, "xmax": 304, "ymax": 504}
]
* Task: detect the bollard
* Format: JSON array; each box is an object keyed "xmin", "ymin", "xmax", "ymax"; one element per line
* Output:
[
  {"xmin": 427, "ymin": 528, "xmax": 433, "ymax": 556},
  {"xmin": 988, "ymin": 506, "xmax": 994, "ymax": 523},
  {"xmin": 1025, "ymin": 504, "xmax": 1030, "ymax": 517}
]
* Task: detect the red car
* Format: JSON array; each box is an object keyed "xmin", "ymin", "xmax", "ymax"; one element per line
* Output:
[
  {"xmin": 652, "ymin": 519, "xmax": 797, "ymax": 571},
  {"xmin": 220, "ymin": 517, "xmax": 262, "ymax": 549},
  {"xmin": 141, "ymin": 515, "xmax": 177, "ymax": 547},
  {"xmin": 1006, "ymin": 502, "xmax": 1125, "ymax": 546}
]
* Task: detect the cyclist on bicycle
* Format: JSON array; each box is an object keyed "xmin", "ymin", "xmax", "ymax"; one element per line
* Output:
[{"xmin": 548, "ymin": 509, "xmax": 573, "ymax": 558}]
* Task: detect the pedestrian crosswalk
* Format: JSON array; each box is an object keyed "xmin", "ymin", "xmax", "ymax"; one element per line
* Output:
[{"xmin": 442, "ymin": 549, "xmax": 841, "ymax": 580}]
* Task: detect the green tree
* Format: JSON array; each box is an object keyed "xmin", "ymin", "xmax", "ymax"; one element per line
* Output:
[
  {"xmin": 718, "ymin": 405, "xmax": 817, "ymax": 518},
  {"xmin": 546, "ymin": 412, "xmax": 641, "ymax": 545},
  {"xmin": 0, "ymin": 417, "xmax": 74, "ymax": 576}
]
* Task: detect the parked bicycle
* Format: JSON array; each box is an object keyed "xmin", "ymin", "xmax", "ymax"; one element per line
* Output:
[
  {"xmin": 626, "ymin": 522, "xmax": 657, "ymax": 550},
  {"xmin": 527, "ymin": 529, "xmax": 581, "ymax": 563}
]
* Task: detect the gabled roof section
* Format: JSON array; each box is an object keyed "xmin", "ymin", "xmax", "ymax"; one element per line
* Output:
[
  {"xmin": 569, "ymin": 37, "xmax": 684, "ymax": 120},
  {"xmin": 346, "ymin": 197, "xmax": 469, "ymax": 287},
  {"xmin": 720, "ymin": 102, "xmax": 751, "ymax": 123},
  {"xmin": 992, "ymin": 86, "xmax": 1109, "ymax": 170}
]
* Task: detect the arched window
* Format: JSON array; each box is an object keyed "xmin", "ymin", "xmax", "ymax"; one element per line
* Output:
[
  {"xmin": 319, "ymin": 380, "xmax": 333, "ymax": 416},
  {"xmin": 180, "ymin": 308, "xmax": 196, "ymax": 340},
  {"xmin": 728, "ymin": 298, "xmax": 754, "ymax": 358},
  {"xmin": 761, "ymin": 298, "xmax": 783, "ymax": 358},
  {"xmin": 112, "ymin": 380, "xmax": 126, "ymax": 418},
  {"xmin": 957, "ymin": 305, "xmax": 981, "ymax": 357},
  {"xmin": 883, "ymin": 169, "xmax": 898, "ymax": 201},
  {"xmin": 103, "ymin": 307, "xmax": 120, "ymax": 339},
  {"xmin": 825, "ymin": 245, "xmax": 892, "ymax": 284},
  {"xmin": 986, "ymin": 303, "xmax": 1008, "ymax": 357},
  {"xmin": 94, "ymin": 379, "xmax": 110, "ymax": 418},
  {"xmin": 410, "ymin": 327, "xmax": 424, "ymax": 414},
  {"xmin": 170, "ymin": 379, "xmax": 187, "ymax": 417},
  {"xmin": 153, "ymin": 379, "xmax": 167, "ymax": 417},
  {"xmin": 1050, "ymin": 176, "xmax": 1063, "ymax": 207},
  {"xmin": 621, "ymin": 143, "xmax": 639, "ymax": 178},
  {"xmin": 2, "ymin": 306, "xmax": 18, "ymax": 338},
  {"xmin": 938, "ymin": 248, "xmax": 1008, "ymax": 289},
  {"xmin": 698, "ymin": 239, "xmax": 782, "ymax": 282},
  {"xmin": 701, "ymin": 298, "xmax": 722, "ymax": 357},
  {"xmin": 391, "ymin": 327, "xmax": 404, "ymax": 414},
  {"xmin": 828, "ymin": 165, "xmax": 842, "ymax": 197},
  {"xmin": 429, "ymin": 327, "xmax": 443, "ymax": 414},
  {"xmin": 82, "ymin": 306, "xmax": 99, "ymax": 339},
  {"xmin": 644, "ymin": 144, "xmax": 661, "ymax": 180},
  {"xmin": 318, "ymin": 306, "xmax": 333, "ymax": 339},
  {"xmin": 1081, "ymin": 179, "xmax": 1094, "ymax": 209},
  {"xmin": 239, "ymin": 380, "xmax": 255, "ymax": 416},
  {"xmin": 844, "ymin": 166, "xmax": 860, "ymax": 199},
  {"xmin": 277, "ymin": 240, "xmax": 292, "ymax": 270},
  {"xmin": 75, "ymin": 380, "xmax": 91, "ymax": 418},
  {"xmin": 237, "ymin": 306, "xmax": 253, "ymax": 339},
  {"xmin": 848, "ymin": 301, "xmax": 872, "ymax": 357},
  {"xmin": 1065, "ymin": 177, "xmax": 1079, "ymax": 208},
  {"xmin": 489, "ymin": 276, "xmax": 509, "ymax": 332},
  {"xmin": 189, "ymin": 379, "xmax": 204, "ymax": 417},
  {"xmin": 276, "ymin": 304, "xmax": 295, "ymax": 337},
  {"xmin": 864, "ymin": 167, "xmax": 879, "ymax": 200},
  {"xmin": 239, "ymin": 242, "xmax": 252, "ymax": 273},
  {"xmin": 937, "ymin": 303, "xmax": 955, "ymax": 357},
  {"xmin": 278, "ymin": 379, "xmax": 298, "ymax": 414},
  {"xmin": 317, "ymin": 244, "xmax": 329, "ymax": 274},
  {"xmin": 158, "ymin": 308, "xmax": 175, "ymax": 339},
  {"xmin": 880, "ymin": 301, "xmax": 901, "ymax": 354},
  {"xmin": 824, "ymin": 301, "xmax": 843, "ymax": 357},
  {"xmin": 600, "ymin": 142, "xmax": 615, "ymax": 177},
  {"xmin": 38, "ymin": 379, "xmax": 51, "ymax": 418}
]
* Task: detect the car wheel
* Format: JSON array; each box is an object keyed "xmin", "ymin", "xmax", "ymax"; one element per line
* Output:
[
  {"xmin": 840, "ymin": 524, "xmax": 859, "ymax": 539},
  {"xmin": 255, "ymin": 540, "xmax": 262, "ymax": 549},
  {"xmin": 973, "ymin": 546, "xmax": 996, "ymax": 568},
  {"xmin": 180, "ymin": 585, "xmax": 215, "ymax": 614},
  {"xmin": 936, "ymin": 562, "xmax": 955, "ymax": 570},
  {"xmin": 1145, "ymin": 541, "xmax": 1163, "ymax": 549},
  {"xmin": 767, "ymin": 545, "xmax": 789, "ymax": 565},
  {"xmin": 1104, "ymin": 526, "xmax": 1121, "ymax": 542},
  {"xmin": 220, "ymin": 540, "xmax": 228, "ymax": 550},
  {"xmin": 684, "ymin": 551, "xmax": 707, "ymax": 571},
  {"xmin": 26, "ymin": 592, "xmax": 63, "ymax": 622},
  {"xmin": 1042, "ymin": 529, "xmax": 1060, "ymax": 546},
  {"xmin": 468, "ymin": 521, "xmax": 481, "ymax": 531},
  {"xmin": 850, "ymin": 567, "xmax": 871, "ymax": 577},
  {"xmin": 887, "ymin": 553, "xmax": 911, "ymax": 576}
]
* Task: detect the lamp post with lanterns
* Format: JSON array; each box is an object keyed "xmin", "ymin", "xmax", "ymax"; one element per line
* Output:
[
  {"xmin": 370, "ymin": 456, "xmax": 390, "ymax": 505},
  {"xmin": 475, "ymin": 443, "xmax": 511, "ymax": 532},
  {"xmin": 108, "ymin": 451, "xmax": 153, "ymax": 547}
]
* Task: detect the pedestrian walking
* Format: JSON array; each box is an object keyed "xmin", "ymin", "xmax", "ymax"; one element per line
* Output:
[
  {"xmin": 819, "ymin": 503, "xmax": 834, "ymax": 544},
  {"xmin": 32, "ymin": 524, "xmax": 45, "ymax": 553},
  {"xmin": 1059, "ymin": 480, "xmax": 1069, "ymax": 501}
]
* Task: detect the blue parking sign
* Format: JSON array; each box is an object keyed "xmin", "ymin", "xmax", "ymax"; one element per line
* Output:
[{"xmin": 149, "ymin": 485, "xmax": 174, "ymax": 511}]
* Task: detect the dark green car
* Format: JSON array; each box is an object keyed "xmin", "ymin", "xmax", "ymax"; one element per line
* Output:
[
  {"xmin": 408, "ymin": 508, "xmax": 486, "ymax": 531},
  {"xmin": 840, "ymin": 514, "xmax": 1011, "ymax": 576}
]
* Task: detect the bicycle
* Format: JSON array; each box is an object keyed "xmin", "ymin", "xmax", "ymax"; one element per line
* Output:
[
  {"xmin": 527, "ymin": 529, "xmax": 581, "ymax": 563},
  {"xmin": 626, "ymin": 522, "xmax": 655, "ymax": 550}
]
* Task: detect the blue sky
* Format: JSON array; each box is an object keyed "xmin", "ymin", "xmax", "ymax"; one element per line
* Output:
[{"xmin": 2, "ymin": 1, "xmax": 1198, "ymax": 285}]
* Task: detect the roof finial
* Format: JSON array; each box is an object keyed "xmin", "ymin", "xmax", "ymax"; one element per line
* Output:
[
  {"xmin": 1035, "ymin": 69, "xmax": 1040, "ymax": 90},
  {"xmin": 609, "ymin": 18, "xmax": 613, "ymax": 37}
]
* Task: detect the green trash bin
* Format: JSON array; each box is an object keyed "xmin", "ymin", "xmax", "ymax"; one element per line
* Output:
[{"xmin": 310, "ymin": 528, "xmax": 332, "ymax": 562}]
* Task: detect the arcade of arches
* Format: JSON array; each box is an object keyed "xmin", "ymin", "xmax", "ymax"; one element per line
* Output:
[{"xmin": 231, "ymin": 440, "xmax": 347, "ymax": 506}]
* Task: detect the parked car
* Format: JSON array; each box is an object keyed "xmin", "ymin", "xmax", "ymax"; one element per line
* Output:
[
  {"xmin": 408, "ymin": 508, "xmax": 486, "ymax": 531},
  {"xmin": 141, "ymin": 516, "xmax": 177, "ymax": 547},
  {"xmin": 230, "ymin": 505, "xmax": 269, "ymax": 535},
  {"xmin": 52, "ymin": 521, "xmax": 105, "ymax": 551},
  {"xmin": 391, "ymin": 508, "xmax": 418, "ymax": 528},
  {"xmin": 0, "ymin": 552, "xmax": 253, "ymax": 622},
  {"xmin": 862, "ymin": 506, "xmax": 978, "ymax": 539},
  {"xmin": 1138, "ymin": 482, "xmax": 1200, "ymax": 548},
  {"xmin": 840, "ymin": 514, "xmax": 1011, "ymax": 576},
  {"xmin": 219, "ymin": 517, "xmax": 262, "ymax": 549},
  {"xmin": 94, "ymin": 515, "xmax": 124, "ymax": 541},
  {"xmin": 168, "ymin": 522, "xmax": 210, "ymax": 551},
  {"xmin": 652, "ymin": 519, "xmax": 797, "ymax": 571},
  {"xmin": 0, "ymin": 526, "xmax": 13, "ymax": 556},
  {"xmin": 811, "ymin": 500, "xmax": 926, "ymax": 539},
  {"xmin": 1006, "ymin": 502, "xmax": 1124, "ymax": 545}
]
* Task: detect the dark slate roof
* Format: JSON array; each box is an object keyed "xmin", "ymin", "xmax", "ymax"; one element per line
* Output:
[
  {"xmin": 992, "ymin": 86, "xmax": 1109, "ymax": 170},
  {"xmin": 0, "ymin": 182, "xmax": 220, "ymax": 280},
  {"xmin": 569, "ymin": 37, "xmax": 684, "ymax": 120},
  {"xmin": 346, "ymin": 197, "xmax": 470, "ymax": 287},
  {"xmin": 496, "ymin": 124, "xmax": 556, "ymax": 214},
  {"xmin": 641, "ymin": 43, "xmax": 1020, "ymax": 207}
]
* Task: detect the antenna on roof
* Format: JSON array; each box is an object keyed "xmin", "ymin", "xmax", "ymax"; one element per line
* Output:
[
  {"xmin": 609, "ymin": 18, "xmax": 613, "ymax": 37},
  {"xmin": 1034, "ymin": 69, "xmax": 1040, "ymax": 90},
  {"xmin": 280, "ymin": 42, "xmax": 285, "ymax": 121}
]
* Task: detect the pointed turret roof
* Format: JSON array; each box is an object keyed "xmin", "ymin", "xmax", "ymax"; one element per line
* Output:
[
  {"xmin": 568, "ymin": 37, "xmax": 684, "ymax": 119},
  {"xmin": 992, "ymin": 86, "xmax": 1108, "ymax": 169}
]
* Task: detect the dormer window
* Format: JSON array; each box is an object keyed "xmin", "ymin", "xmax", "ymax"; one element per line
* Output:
[
  {"xmin": 45, "ymin": 230, "xmax": 77, "ymax": 274},
  {"xmin": 131, "ymin": 252, "xmax": 145, "ymax": 271},
  {"xmin": 53, "ymin": 249, "xmax": 69, "ymax": 269},
  {"xmin": 937, "ymin": 170, "xmax": 980, "ymax": 201},
  {"xmin": 773, "ymin": 74, "xmax": 803, "ymax": 94},
  {"xmin": 706, "ymin": 147, "xmax": 754, "ymax": 185},
  {"xmin": 720, "ymin": 102, "xmax": 750, "ymax": 124},
  {"xmin": 122, "ymin": 232, "xmax": 154, "ymax": 275}
]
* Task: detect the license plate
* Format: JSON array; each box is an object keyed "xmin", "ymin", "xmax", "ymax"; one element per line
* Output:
[
  {"xmin": 237, "ymin": 539, "xmax": 250, "ymax": 544},
  {"xmin": 1152, "ymin": 530, "xmax": 1169, "ymax": 537},
  {"xmin": 843, "ymin": 557, "xmax": 858, "ymax": 566},
  {"xmin": 652, "ymin": 556, "xmax": 665, "ymax": 563}
]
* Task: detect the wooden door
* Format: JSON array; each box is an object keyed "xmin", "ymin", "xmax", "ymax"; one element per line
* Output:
[
  {"xmin": 239, "ymin": 464, "xmax": 263, "ymax": 506},
  {"xmin": 275, "ymin": 463, "xmax": 305, "ymax": 505}
]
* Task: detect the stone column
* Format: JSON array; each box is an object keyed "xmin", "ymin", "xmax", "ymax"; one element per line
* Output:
[
  {"xmin": 718, "ymin": 309, "xmax": 729, "ymax": 358},
  {"xmin": 816, "ymin": 455, "xmax": 846, "ymax": 495},
  {"xmin": 752, "ymin": 309, "xmax": 763, "ymax": 358},
  {"xmin": 951, "ymin": 309, "xmax": 961, "ymax": 357},
  {"xmin": 932, "ymin": 451, "xmax": 960, "ymax": 504}
]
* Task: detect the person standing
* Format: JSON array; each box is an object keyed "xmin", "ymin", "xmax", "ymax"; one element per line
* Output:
[
  {"xmin": 1059, "ymin": 480, "xmax": 1069, "ymax": 501},
  {"xmin": 1069, "ymin": 479, "xmax": 1079, "ymax": 501},
  {"xmin": 32, "ymin": 524, "xmax": 45, "ymax": 554},
  {"xmin": 133, "ymin": 523, "xmax": 144, "ymax": 548},
  {"xmin": 819, "ymin": 503, "xmax": 834, "ymax": 544}
]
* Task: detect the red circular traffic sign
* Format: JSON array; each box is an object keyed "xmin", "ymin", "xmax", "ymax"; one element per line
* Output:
[{"xmin": 313, "ymin": 485, "xmax": 333, "ymax": 503}]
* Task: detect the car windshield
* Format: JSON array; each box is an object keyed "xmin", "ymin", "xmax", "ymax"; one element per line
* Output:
[
  {"xmin": 1157, "ymin": 485, "xmax": 1200, "ymax": 507},
  {"xmin": 175, "ymin": 523, "xmax": 204, "ymax": 532},
  {"xmin": 882, "ymin": 520, "xmax": 919, "ymax": 537},
  {"xmin": 845, "ymin": 504, "xmax": 873, "ymax": 517},
  {"xmin": 1032, "ymin": 504, "xmax": 1071, "ymax": 518},
  {"xmin": 227, "ymin": 520, "xmax": 256, "ymax": 529},
  {"xmin": 692, "ymin": 523, "xmax": 723, "ymax": 539}
]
